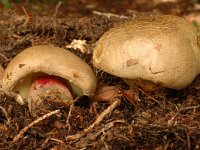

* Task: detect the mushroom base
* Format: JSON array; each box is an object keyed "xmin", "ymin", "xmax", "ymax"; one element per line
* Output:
[
  {"xmin": 13, "ymin": 73, "xmax": 84, "ymax": 104},
  {"xmin": 28, "ymin": 75, "xmax": 74, "ymax": 114}
]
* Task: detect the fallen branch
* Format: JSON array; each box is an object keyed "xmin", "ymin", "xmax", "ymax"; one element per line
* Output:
[
  {"xmin": 21, "ymin": 6, "xmax": 30, "ymax": 25},
  {"xmin": 13, "ymin": 109, "xmax": 60, "ymax": 142}
]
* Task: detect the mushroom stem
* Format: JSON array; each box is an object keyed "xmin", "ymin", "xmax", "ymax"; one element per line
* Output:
[{"xmin": 28, "ymin": 76, "xmax": 73, "ymax": 113}]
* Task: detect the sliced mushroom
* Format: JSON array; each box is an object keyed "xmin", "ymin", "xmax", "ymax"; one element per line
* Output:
[
  {"xmin": 93, "ymin": 15, "xmax": 200, "ymax": 90},
  {"xmin": 2, "ymin": 45, "xmax": 97, "ymax": 112}
]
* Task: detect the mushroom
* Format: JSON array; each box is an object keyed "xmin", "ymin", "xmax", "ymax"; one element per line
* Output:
[
  {"xmin": 2, "ymin": 45, "xmax": 97, "ymax": 113},
  {"xmin": 0, "ymin": 65, "xmax": 4, "ymax": 87},
  {"xmin": 93, "ymin": 15, "xmax": 200, "ymax": 90}
]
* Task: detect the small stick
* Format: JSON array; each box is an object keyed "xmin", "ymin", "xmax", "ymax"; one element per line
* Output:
[
  {"xmin": 66, "ymin": 98, "xmax": 121, "ymax": 141},
  {"xmin": 50, "ymin": 137, "xmax": 65, "ymax": 144},
  {"xmin": 180, "ymin": 105, "xmax": 200, "ymax": 111},
  {"xmin": 92, "ymin": 11, "xmax": 128, "ymax": 19},
  {"xmin": 167, "ymin": 112, "xmax": 179, "ymax": 127},
  {"xmin": 75, "ymin": 119, "xmax": 125, "ymax": 148},
  {"xmin": 66, "ymin": 103, "xmax": 74, "ymax": 131},
  {"xmin": 0, "ymin": 105, "xmax": 10, "ymax": 124},
  {"xmin": 87, "ymin": 98, "xmax": 121, "ymax": 130},
  {"xmin": 21, "ymin": 6, "xmax": 30, "ymax": 25},
  {"xmin": 168, "ymin": 105, "xmax": 200, "ymax": 127},
  {"xmin": 136, "ymin": 87, "xmax": 164, "ymax": 108},
  {"xmin": 0, "ymin": 52, "xmax": 10, "ymax": 61},
  {"xmin": 186, "ymin": 131, "xmax": 191, "ymax": 150},
  {"xmin": 13, "ymin": 109, "xmax": 60, "ymax": 142},
  {"xmin": 54, "ymin": 1, "xmax": 62, "ymax": 17},
  {"xmin": 163, "ymin": 140, "xmax": 169, "ymax": 150},
  {"xmin": 89, "ymin": 119, "xmax": 125, "ymax": 140}
]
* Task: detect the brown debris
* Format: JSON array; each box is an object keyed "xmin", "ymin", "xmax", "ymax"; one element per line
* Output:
[
  {"xmin": 0, "ymin": 1, "xmax": 200, "ymax": 149},
  {"xmin": 66, "ymin": 98, "xmax": 121, "ymax": 141},
  {"xmin": 12, "ymin": 109, "xmax": 60, "ymax": 142}
]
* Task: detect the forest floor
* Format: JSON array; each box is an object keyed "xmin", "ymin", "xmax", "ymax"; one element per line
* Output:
[{"xmin": 0, "ymin": 0, "xmax": 200, "ymax": 149}]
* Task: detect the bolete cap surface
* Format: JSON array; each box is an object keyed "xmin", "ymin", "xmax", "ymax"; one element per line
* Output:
[
  {"xmin": 93, "ymin": 15, "xmax": 200, "ymax": 89},
  {"xmin": 3, "ymin": 45, "xmax": 97, "ymax": 104}
]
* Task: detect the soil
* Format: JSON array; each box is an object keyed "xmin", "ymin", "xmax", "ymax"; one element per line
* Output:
[{"xmin": 0, "ymin": 0, "xmax": 200, "ymax": 149}]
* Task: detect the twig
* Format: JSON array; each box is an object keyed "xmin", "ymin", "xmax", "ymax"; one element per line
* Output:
[
  {"xmin": 167, "ymin": 112, "xmax": 179, "ymax": 127},
  {"xmin": 0, "ymin": 52, "xmax": 10, "ymax": 61},
  {"xmin": 186, "ymin": 131, "xmax": 191, "ymax": 150},
  {"xmin": 53, "ymin": 1, "xmax": 62, "ymax": 38},
  {"xmin": 87, "ymin": 98, "xmax": 121, "ymax": 130},
  {"xmin": 21, "ymin": 6, "xmax": 30, "ymax": 25},
  {"xmin": 92, "ymin": 11, "xmax": 128, "ymax": 19},
  {"xmin": 0, "ymin": 105, "xmax": 10, "ymax": 124},
  {"xmin": 76, "ymin": 119, "xmax": 125, "ymax": 148},
  {"xmin": 136, "ymin": 87, "xmax": 164, "ymax": 108},
  {"xmin": 167, "ymin": 105, "xmax": 200, "ymax": 127},
  {"xmin": 50, "ymin": 137, "xmax": 65, "ymax": 144},
  {"xmin": 180, "ymin": 105, "xmax": 200, "ymax": 111},
  {"xmin": 66, "ymin": 103, "xmax": 74, "ymax": 131},
  {"xmin": 88, "ymin": 119, "xmax": 125, "ymax": 141},
  {"xmin": 54, "ymin": 1, "xmax": 62, "ymax": 17},
  {"xmin": 13, "ymin": 109, "xmax": 60, "ymax": 142},
  {"xmin": 66, "ymin": 99, "xmax": 121, "ymax": 141},
  {"xmin": 163, "ymin": 140, "xmax": 169, "ymax": 150}
]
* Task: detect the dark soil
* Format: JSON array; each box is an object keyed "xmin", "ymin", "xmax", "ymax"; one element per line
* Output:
[{"xmin": 0, "ymin": 0, "xmax": 200, "ymax": 149}]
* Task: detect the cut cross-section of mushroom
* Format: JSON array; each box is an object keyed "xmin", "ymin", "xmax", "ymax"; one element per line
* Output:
[
  {"xmin": 2, "ymin": 45, "xmax": 97, "ymax": 113},
  {"xmin": 93, "ymin": 15, "xmax": 200, "ymax": 90}
]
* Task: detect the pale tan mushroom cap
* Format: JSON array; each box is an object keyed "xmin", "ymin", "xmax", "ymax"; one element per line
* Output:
[
  {"xmin": 3, "ymin": 45, "xmax": 97, "ymax": 101},
  {"xmin": 93, "ymin": 15, "xmax": 200, "ymax": 89}
]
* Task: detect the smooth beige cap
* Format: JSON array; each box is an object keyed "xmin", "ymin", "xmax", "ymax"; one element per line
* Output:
[
  {"xmin": 93, "ymin": 15, "xmax": 200, "ymax": 89},
  {"xmin": 3, "ymin": 45, "xmax": 97, "ymax": 103}
]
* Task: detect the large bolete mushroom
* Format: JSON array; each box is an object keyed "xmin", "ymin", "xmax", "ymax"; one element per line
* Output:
[
  {"xmin": 93, "ymin": 15, "xmax": 200, "ymax": 90},
  {"xmin": 2, "ymin": 45, "xmax": 97, "ymax": 113}
]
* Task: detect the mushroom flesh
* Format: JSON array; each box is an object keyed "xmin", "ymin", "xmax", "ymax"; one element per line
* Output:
[
  {"xmin": 2, "ymin": 45, "xmax": 97, "ymax": 113},
  {"xmin": 93, "ymin": 15, "xmax": 200, "ymax": 89}
]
